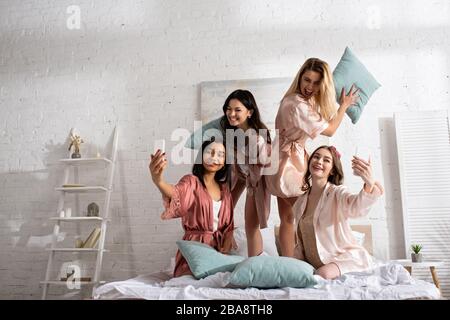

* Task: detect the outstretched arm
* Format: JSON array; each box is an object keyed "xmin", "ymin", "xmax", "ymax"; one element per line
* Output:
[
  {"xmin": 336, "ymin": 156, "xmax": 383, "ymax": 218},
  {"xmin": 321, "ymin": 85, "xmax": 359, "ymax": 137}
]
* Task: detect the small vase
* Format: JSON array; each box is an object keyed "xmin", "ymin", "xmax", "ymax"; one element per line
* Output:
[{"xmin": 411, "ymin": 253, "xmax": 422, "ymax": 262}]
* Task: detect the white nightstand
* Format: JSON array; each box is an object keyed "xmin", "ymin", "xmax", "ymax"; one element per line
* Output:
[{"xmin": 393, "ymin": 259, "xmax": 444, "ymax": 291}]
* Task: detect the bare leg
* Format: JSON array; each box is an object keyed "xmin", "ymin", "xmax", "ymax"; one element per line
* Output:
[
  {"xmin": 315, "ymin": 263, "xmax": 341, "ymax": 280},
  {"xmin": 232, "ymin": 179, "xmax": 262, "ymax": 256},
  {"xmin": 245, "ymin": 195, "xmax": 262, "ymax": 257},
  {"xmin": 277, "ymin": 197, "xmax": 295, "ymax": 257}
]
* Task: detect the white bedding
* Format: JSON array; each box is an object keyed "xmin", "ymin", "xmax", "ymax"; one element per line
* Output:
[{"xmin": 93, "ymin": 262, "xmax": 441, "ymax": 300}]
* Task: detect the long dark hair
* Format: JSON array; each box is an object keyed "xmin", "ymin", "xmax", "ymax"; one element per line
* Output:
[
  {"xmin": 302, "ymin": 145, "xmax": 344, "ymax": 191},
  {"xmin": 192, "ymin": 138, "xmax": 230, "ymax": 188},
  {"xmin": 219, "ymin": 89, "xmax": 271, "ymax": 144}
]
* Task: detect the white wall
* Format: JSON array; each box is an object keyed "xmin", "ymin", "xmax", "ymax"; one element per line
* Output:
[{"xmin": 1, "ymin": 0, "xmax": 449, "ymax": 299}]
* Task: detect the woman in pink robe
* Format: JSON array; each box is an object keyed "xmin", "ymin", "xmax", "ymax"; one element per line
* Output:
[
  {"xmin": 219, "ymin": 89, "xmax": 272, "ymax": 257},
  {"xmin": 265, "ymin": 58, "xmax": 360, "ymax": 257},
  {"xmin": 149, "ymin": 139, "xmax": 235, "ymax": 277},
  {"xmin": 292, "ymin": 145, "xmax": 383, "ymax": 279}
]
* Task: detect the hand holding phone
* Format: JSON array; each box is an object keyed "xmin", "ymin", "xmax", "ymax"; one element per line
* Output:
[
  {"xmin": 354, "ymin": 146, "xmax": 371, "ymax": 163},
  {"xmin": 153, "ymin": 139, "xmax": 166, "ymax": 155},
  {"xmin": 150, "ymin": 139, "xmax": 167, "ymax": 184}
]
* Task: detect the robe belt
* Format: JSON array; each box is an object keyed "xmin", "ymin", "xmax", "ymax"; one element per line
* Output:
[
  {"xmin": 184, "ymin": 230, "xmax": 215, "ymax": 236},
  {"xmin": 280, "ymin": 138, "xmax": 304, "ymax": 155}
]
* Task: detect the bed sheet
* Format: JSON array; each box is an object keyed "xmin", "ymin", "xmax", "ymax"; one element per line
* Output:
[{"xmin": 93, "ymin": 262, "xmax": 441, "ymax": 300}]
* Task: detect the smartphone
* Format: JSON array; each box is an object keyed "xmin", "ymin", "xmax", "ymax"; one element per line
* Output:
[
  {"xmin": 153, "ymin": 139, "xmax": 166, "ymax": 155},
  {"xmin": 354, "ymin": 146, "xmax": 371, "ymax": 162}
]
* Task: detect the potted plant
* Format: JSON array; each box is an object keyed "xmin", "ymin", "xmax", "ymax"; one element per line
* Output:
[{"xmin": 411, "ymin": 244, "xmax": 423, "ymax": 262}]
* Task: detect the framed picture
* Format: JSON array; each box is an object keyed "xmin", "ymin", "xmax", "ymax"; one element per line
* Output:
[{"xmin": 200, "ymin": 77, "xmax": 330, "ymax": 227}]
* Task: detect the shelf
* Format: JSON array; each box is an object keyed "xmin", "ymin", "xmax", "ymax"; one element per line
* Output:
[
  {"xmin": 42, "ymin": 127, "xmax": 118, "ymax": 300},
  {"xmin": 46, "ymin": 248, "xmax": 108, "ymax": 252},
  {"xmin": 392, "ymin": 259, "xmax": 445, "ymax": 267},
  {"xmin": 59, "ymin": 158, "xmax": 112, "ymax": 166},
  {"xmin": 55, "ymin": 186, "xmax": 108, "ymax": 193},
  {"xmin": 50, "ymin": 217, "xmax": 106, "ymax": 222},
  {"xmin": 40, "ymin": 281, "xmax": 106, "ymax": 286}
]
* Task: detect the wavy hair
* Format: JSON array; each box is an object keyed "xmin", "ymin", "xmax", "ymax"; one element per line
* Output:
[
  {"xmin": 283, "ymin": 58, "xmax": 337, "ymax": 121},
  {"xmin": 302, "ymin": 145, "xmax": 344, "ymax": 191},
  {"xmin": 220, "ymin": 89, "xmax": 271, "ymax": 144}
]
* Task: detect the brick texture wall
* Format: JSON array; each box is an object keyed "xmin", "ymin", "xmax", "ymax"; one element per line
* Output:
[{"xmin": 1, "ymin": 0, "xmax": 449, "ymax": 299}]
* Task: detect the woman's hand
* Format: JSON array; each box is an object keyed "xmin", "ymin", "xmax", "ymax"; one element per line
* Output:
[
  {"xmin": 339, "ymin": 84, "xmax": 360, "ymax": 110},
  {"xmin": 322, "ymin": 85, "xmax": 360, "ymax": 137},
  {"xmin": 352, "ymin": 156, "xmax": 375, "ymax": 191},
  {"xmin": 149, "ymin": 149, "xmax": 167, "ymax": 184}
]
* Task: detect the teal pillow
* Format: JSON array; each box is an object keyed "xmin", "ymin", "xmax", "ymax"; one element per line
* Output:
[
  {"xmin": 184, "ymin": 117, "xmax": 223, "ymax": 150},
  {"xmin": 176, "ymin": 240, "xmax": 245, "ymax": 279},
  {"xmin": 333, "ymin": 47, "xmax": 381, "ymax": 124},
  {"xmin": 229, "ymin": 256, "xmax": 317, "ymax": 289}
]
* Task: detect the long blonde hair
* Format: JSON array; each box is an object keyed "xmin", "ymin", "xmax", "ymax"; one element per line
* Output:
[{"xmin": 283, "ymin": 58, "xmax": 337, "ymax": 121}]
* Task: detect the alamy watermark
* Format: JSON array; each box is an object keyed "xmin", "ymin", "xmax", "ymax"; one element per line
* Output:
[
  {"xmin": 65, "ymin": 264, "xmax": 81, "ymax": 289},
  {"xmin": 161, "ymin": 121, "xmax": 281, "ymax": 176},
  {"xmin": 66, "ymin": 5, "xmax": 81, "ymax": 30}
]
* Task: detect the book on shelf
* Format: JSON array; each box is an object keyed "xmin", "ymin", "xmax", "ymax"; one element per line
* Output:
[
  {"xmin": 82, "ymin": 227, "xmax": 101, "ymax": 248},
  {"xmin": 75, "ymin": 239, "xmax": 84, "ymax": 248}
]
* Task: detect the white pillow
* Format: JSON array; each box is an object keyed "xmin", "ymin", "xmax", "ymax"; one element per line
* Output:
[
  {"xmin": 261, "ymin": 227, "xmax": 280, "ymax": 256},
  {"xmin": 163, "ymin": 256, "xmax": 176, "ymax": 276},
  {"xmin": 351, "ymin": 230, "xmax": 366, "ymax": 247},
  {"xmin": 230, "ymin": 226, "xmax": 279, "ymax": 257},
  {"xmin": 230, "ymin": 227, "xmax": 247, "ymax": 257}
]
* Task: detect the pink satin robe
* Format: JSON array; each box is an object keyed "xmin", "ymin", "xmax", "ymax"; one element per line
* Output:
[
  {"xmin": 161, "ymin": 174, "xmax": 235, "ymax": 277},
  {"xmin": 292, "ymin": 182, "xmax": 384, "ymax": 275},
  {"xmin": 231, "ymin": 134, "xmax": 271, "ymax": 229},
  {"xmin": 266, "ymin": 94, "xmax": 329, "ymax": 198}
]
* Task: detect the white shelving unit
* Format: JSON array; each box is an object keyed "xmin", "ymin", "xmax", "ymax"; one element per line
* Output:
[
  {"xmin": 50, "ymin": 217, "xmax": 105, "ymax": 222},
  {"xmin": 41, "ymin": 127, "xmax": 118, "ymax": 299}
]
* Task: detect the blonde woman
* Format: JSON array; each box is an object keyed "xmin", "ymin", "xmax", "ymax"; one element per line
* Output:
[{"xmin": 265, "ymin": 58, "xmax": 359, "ymax": 257}]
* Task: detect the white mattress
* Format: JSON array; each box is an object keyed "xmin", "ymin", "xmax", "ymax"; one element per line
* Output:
[{"xmin": 93, "ymin": 262, "xmax": 441, "ymax": 300}]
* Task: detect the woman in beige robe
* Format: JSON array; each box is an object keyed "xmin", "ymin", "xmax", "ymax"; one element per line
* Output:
[
  {"xmin": 220, "ymin": 89, "xmax": 272, "ymax": 257},
  {"xmin": 292, "ymin": 145, "xmax": 383, "ymax": 279}
]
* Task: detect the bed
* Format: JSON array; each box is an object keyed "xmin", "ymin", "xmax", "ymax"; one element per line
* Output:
[{"xmin": 93, "ymin": 225, "xmax": 442, "ymax": 300}]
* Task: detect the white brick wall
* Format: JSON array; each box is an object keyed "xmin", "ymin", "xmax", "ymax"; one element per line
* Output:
[{"xmin": 1, "ymin": 0, "xmax": 450, "ymax": 299}]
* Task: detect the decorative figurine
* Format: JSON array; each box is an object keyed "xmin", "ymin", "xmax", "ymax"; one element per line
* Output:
[
  {"xmin": 87, "ymin": 202, "xmax": 99, "ymax": 217},
  {"xmin": 68, "ymin": 130, "xmax": 84, "ymax": 158}
]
